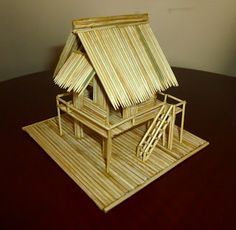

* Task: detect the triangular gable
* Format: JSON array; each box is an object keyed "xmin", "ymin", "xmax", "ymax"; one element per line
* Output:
[
  {"xmin": 73, "ymin": 14, "xmax": 178, "ymax": 109},
  {"xmin": 54, "ymin": 51, "xmax": 95, "ymax": 95}
]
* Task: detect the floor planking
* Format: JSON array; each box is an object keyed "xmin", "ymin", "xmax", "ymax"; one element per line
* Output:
[{"xmin": 23, "ymin": 115, "xmax": 209, "ymax": 212}]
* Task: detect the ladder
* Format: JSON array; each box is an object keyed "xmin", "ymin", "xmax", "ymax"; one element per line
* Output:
[{"xmin": 137, "ymin": 104, "xmax": 173, "ymax": 161}]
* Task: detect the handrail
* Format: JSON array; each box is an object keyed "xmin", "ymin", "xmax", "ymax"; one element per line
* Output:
[
  {"xmin": 56, "ymin": 92, "xmax": 185, "ymax": 133},
  {"xmin": 57, "ymin": 97, "xmax": 110, "ymax": 131},
  {"xmin": 110, "ymin": 101, "xmax": 165, "ymax": 129},
  {"xmin": 175, "ymin": 101, "xmax": 186, "ymax": 107},
  {"xmin": 166, "ymin": 94, "xmax": 182, "ymax": 103},
  {"xmin": 158, "ymin": 92, "xmax": 183, "ymax": 103}
]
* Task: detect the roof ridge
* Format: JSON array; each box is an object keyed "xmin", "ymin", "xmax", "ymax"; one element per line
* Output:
[{"xmin": 72, "ymin": 13, "xmax": 148, "ymax": 30}]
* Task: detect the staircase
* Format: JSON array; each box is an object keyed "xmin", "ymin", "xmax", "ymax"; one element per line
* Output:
[{"xmin": 137, "ymin": 104, "xmax": 173, "ymax": 161}]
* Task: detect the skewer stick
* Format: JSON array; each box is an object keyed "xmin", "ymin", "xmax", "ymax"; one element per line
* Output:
[
  {"xmin": 168, "ymin": 105, "xmax": 176, "ymax": 150},
  {"xmin": 56, "ymin": 99, "xmax": 63, "ymax": 136},
  {"xmin": 105, "ymin": 130, "xmax": 112, "ymax": 173},
  {"xmin": 162, "ymin": 130, "xmax": 166, "ymax": 146},
  {"xmin": 180, "ymin": 101, "xmax": 186, "ymax": 143}
]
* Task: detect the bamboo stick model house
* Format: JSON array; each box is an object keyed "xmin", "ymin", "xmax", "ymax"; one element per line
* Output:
[
  {"xmin": 53, "ymin": 13, "xmax": 187, "ymax": 173},
  {"xmin": 23, "ymin": 13, "xmax": 209, "ymax": 211}
]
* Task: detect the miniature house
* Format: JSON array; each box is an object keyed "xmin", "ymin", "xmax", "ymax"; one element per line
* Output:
[
  {"xmin": 53, "ymin": 14, "xmax": 186, "ymax": 172},
  {"xmin": 23, "ymin": 13, "xmax": 208, "ymax": 212}
]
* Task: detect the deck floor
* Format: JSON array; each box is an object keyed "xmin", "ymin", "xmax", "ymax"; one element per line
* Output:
[{"xmin": 23, "ymin": 115, "xmax": 209, "ymax": 212}]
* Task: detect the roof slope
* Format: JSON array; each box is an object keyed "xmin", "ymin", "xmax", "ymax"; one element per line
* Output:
[
  {"xmin": 54, "ymin": 14, "xmax": 178, "ymax": 109},
  {"xmin": 54, "ymin": 51, "xmax": 95, "ymax": 94},
  {"xmin": 54, "ymin": 32, "xmax": 79, "ymax": 77}
]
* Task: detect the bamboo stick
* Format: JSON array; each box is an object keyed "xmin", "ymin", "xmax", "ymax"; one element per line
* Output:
[
  {"xmin": 180, "ymin": 101, "xmax": 186, "ymax": 143},
  {"xmin": 73, "ymin": 93, "xmax": 84, "ymax": 138},
  {"xmin": 162, "ymin": 130, "xmax": 166, "ymax": 146},
  {"xmin": 138, "ymin": 105, "xmax": 166, "ymax": 148},
  {"xmin": 142, "ymin": 105, "xmax": 173, "ymax": 155},
  {"xmin": 23, "ymin": 115, "xmax": 209, "ymax": 212},
  {"xmin": 105, "ymin": 130, "xmax": 112, "ymax": 173},
  {"xmin": 73, "ymin": 13, "xmax": 148, "ymax": 30},
  {"xmin": 56, "ymin": 99, "xmax": 63, "ymax": 136},
  {"xmin": 168, "ymin": 105, "xmax": 176, "ymax": 150},
  {"xmin": 57, "ymin": 96, "xmax": 110, "ymax": 130},
  {"xmin": 53, "ymin": 32, "xmax": 79, "ymax": 77},
  {"xmin": 74, "ymin": 19, "xmax": 179, "ymax": 109},
  {"xmin": 111, "ymin": 102, "xmax": 165, "ymax": 129}
]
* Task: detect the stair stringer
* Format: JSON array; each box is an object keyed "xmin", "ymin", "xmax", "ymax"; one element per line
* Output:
[{"xmin": 137, "ymin": 104, "xmax": 173, "ymax": 161}]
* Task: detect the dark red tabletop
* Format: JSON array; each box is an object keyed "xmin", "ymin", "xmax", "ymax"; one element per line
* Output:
[{"xmin": 1, "ymin": 68, "xmax": 235, "ymax": 229}]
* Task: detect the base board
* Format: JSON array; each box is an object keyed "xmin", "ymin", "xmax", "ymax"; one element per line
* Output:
[{"xmin": 23, "ymin": 115, "xmax": 209, "ymax": 212}]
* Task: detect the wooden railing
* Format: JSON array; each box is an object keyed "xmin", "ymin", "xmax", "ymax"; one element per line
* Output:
[
  {"xmin": 56, "ymin": 93, "xmax": 110, "ymax": 139},
  {"xmin": 56, "ymin": 92, "xmax": 186, "ymax": 142}
]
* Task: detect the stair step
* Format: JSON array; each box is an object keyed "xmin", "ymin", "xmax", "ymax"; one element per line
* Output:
[{"xmin": 137, "ymin": 104, "xmax": 173, "ymax": 161}]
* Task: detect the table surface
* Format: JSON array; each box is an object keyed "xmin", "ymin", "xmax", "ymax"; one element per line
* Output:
[{"xmin": 1, "ymin": 68, "xmax": 236, "ymax": 229}]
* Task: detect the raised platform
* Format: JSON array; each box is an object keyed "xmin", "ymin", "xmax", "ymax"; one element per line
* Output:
[{"xmin": 23, "ymin": 115, "xmax": 209, "ymax": 212}]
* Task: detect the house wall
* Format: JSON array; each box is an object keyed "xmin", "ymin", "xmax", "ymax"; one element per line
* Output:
[{"xmin": 1, "ymin": 0, "xmax": 235, "ymax": 82}]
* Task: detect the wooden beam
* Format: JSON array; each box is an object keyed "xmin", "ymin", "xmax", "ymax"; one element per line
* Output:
[
  {"xmin": 122, "ymin": 105, "xmax": 138, "ymax": 119},
  {"xmin": 93, "ymin": 76, "xmax": 109, "ymax": 110},
  {"xmin": 180, "ymin": 101, "xmax": 186, "ymax": 143},
  {"xmin": 168, "ymin": 106, "xmax": 176, "ymax": 150},
  {"xmin": 73, "ymin": 93, "xmax": 84, "ymax": 138},
  {"xmin": 105, "ymin": 131, "xmax": 112, "ymax": 173},
  {"xmin": 73, "ymin": 13, "xmax": 148, "ymax": 30},
  {"xmin": 56, "ymin": 99, "xmax": 63, "ymax": 136}
]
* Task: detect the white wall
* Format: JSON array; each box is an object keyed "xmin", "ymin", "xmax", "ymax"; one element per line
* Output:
[{"xmin": 0, "ymin": 0, "xmax": 235, "ymax": 81}]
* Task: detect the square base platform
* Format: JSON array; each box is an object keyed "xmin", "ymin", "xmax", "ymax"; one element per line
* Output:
[{"xmin": 23, "ymin": 115, "xmax": 209, "ymax": 212}]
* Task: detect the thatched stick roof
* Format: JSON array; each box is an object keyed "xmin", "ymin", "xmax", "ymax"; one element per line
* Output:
[{"xmin": 54, "ymin": 14, "xmax": 178, "ymax": 109}]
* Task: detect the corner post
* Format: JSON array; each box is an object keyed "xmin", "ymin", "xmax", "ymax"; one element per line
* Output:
[
  {"xmin": 105, "ymin": 130, "xmax": 112, "ymax": 173},
  {"xmin": 73, "ymin": 93, "xmax": 84, "ymax": 138},
  {"xmin": 56, "ymin": 97, "xmax": 63, "ymax": 136},
  {"xmin": 180, "ymin": 101, "xmax": 186, "ymax": 143},
  {"xmin": 168, "ymin": 105, "xmax": 176, "ymax": 150}
]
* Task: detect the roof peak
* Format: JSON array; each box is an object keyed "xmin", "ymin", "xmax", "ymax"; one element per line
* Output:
[{"xmin": 72, "ymin": 13, "xmax": 148, "ymax": 30}]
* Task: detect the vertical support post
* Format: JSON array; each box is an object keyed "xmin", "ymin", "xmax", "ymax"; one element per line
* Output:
[
  {"xmin": 164, "ymin": 94, "xmax": 168, "ymax": 103},
  {"xmin": 93, "ymin": 76, "xmax": 110, "ymax": 126},
  {"xmin": 106, "ymin": 99, "xmax": 110, "ymax": 126},
  {"xmin": 162, "ymin": 130, "xmax": 166, "ymax": 146},
  {"xmin": 168, "ymin": 105, "xmax": 176, "ymax": 150},
  {"xmin": 73, "ymin": 93, "xmax": 84, "ymax": 138},
  {"xmin": 102, "ymin": 138, "xmax": 106, "ymax": 159},
  {"xmin": 66, "ymin": 102, "xmax": 71, "ymax": 113},
  {"xmin": 105, "ymin": 130, "xmax": 112, "ymax": 173},
  {"xmin": 56, "ymin": 98, "xmax": 63, "ymax": 136},
  {"xmin": 146, "ymin": 120, "xmax": 152, "ymax": 130},
  {"xmin": 122, "ymin": 105, "xmax": 137, "ymax": 119},
  {"xmin": 74, "ymin": 121, "xmax": 84, "ymax": 138},
  {"xmin": 180, "ymin": 101, "xmax": 186, "ymax": 143}
]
